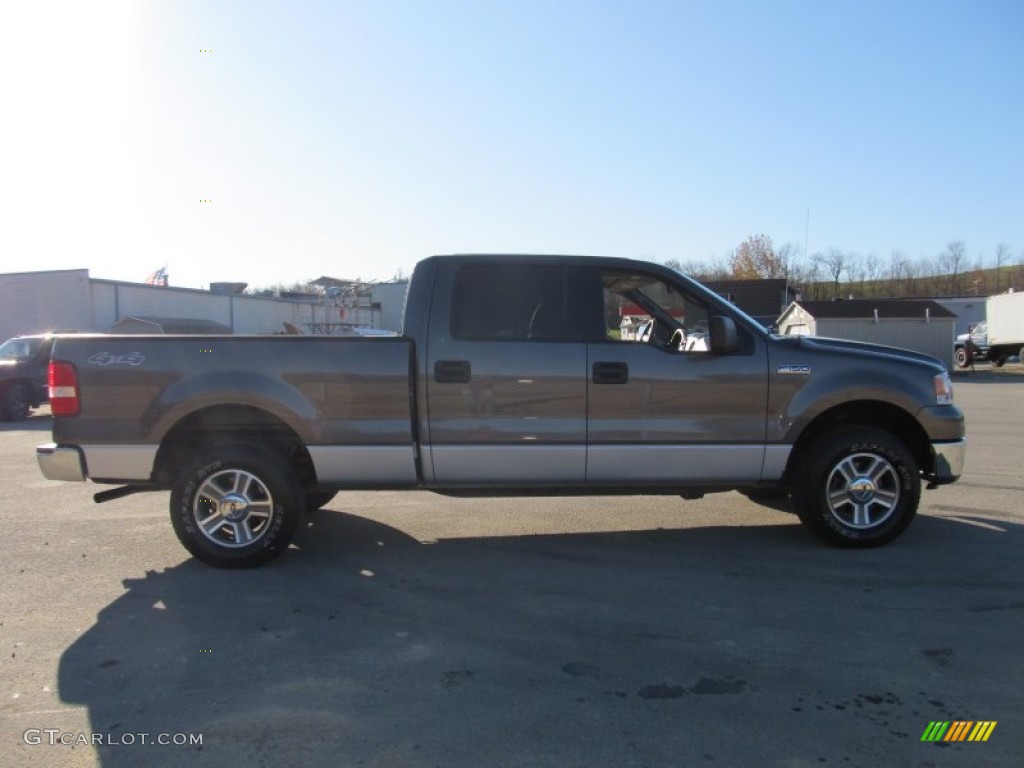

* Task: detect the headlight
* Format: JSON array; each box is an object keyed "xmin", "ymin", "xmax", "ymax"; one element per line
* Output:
[{"xmin": 934, "ymin": 372, "xmax": 954, "ymax": 405}]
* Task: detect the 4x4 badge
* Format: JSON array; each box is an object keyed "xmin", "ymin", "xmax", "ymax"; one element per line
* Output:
[
  {"xmin": 777, "ymin": 364, "xmax": 810, "ymax": 375},
  {"xmin": 87, "ymin": 352, "xmax": 146, "ymax": 367}
]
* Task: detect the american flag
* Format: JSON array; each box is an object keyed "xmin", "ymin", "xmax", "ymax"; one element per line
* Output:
[{"xmin": 145, "ymin": 266, "xmax": 168, "ymax": 286}]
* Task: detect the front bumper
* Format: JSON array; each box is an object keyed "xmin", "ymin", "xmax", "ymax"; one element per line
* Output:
[
  {"xmin": 37, "ymin": 443, "xmax": 86, "ymax": 482},
  {"xmin": 929, "ymin": 438, "xmax": 967, "ymax": 484}
]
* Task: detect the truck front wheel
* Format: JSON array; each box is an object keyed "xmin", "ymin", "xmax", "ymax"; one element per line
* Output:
[
  {"xmin": 791, "ymin": 427, "xmax": 920, "ymax": 548},
  {"xmin": 170, "ymin": 443, "xmax": 304, "ymax": 568},
  {"xmin": 954, "ymin": 346, "xmax": 970, "ymax": 368}
]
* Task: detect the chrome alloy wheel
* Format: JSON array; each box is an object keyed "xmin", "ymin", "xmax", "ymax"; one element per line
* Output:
[
  {"xmin": 192, "ymin": 469, "xmax": 274, "ymax": 548},
  {"xmin": 825, "ymin": 452, "xmax": 901, "ymax": 530}
]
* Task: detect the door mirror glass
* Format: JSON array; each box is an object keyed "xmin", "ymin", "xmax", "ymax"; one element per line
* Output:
[{"xmin": 709, "ymin": 316, "xmax": 738, "ymax": 353}]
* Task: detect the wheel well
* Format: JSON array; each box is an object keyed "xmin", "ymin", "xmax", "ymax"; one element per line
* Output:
[
  {"xmin": 153, "ymin": 405, "xmax": 316, "ymax": 488},
  {"xmin": 786, "ymin": 401, "xmax": 933, "ymax": 483}
]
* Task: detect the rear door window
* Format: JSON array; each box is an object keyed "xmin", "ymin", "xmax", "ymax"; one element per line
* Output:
[{"xmin": 451, "ymin": 263, "xmax": 582, "ymax": 341}]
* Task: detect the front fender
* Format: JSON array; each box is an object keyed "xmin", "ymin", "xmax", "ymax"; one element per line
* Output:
[{"xmin": 767, "ymin": 352, "xmax": 938, "ymax": 445}]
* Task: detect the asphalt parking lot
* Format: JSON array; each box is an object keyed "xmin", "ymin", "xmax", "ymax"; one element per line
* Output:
[{"xmin": 1, "ymin": 370, "xmax": 1022, "ymax": 768}]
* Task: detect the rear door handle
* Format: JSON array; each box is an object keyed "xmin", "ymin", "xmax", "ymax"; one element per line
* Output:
[
  {"xmin": 434, "ymin": 360, "xmax": 471, "ymax": 383},
  {"xmin": 592, "ymin": 361, "xmax": 629, "ymax": 385}
]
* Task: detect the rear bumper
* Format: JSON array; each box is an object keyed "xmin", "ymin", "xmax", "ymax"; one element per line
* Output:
[
  {"xmin": 37, "ymin": 443, "xmax": 86, "ymax": 482},
  {"xmin": 929, "ymin": 438, "xmax": 967, "ymax": 484}
]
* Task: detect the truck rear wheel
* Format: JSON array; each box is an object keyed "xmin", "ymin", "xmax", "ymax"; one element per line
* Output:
[
  {"xmin": 791, "ymin": 427, "xmax": 920, "ymax": 548},
  {"xmin": 170, "ymin": 443, "xmax": 303, "ymax": 568}
]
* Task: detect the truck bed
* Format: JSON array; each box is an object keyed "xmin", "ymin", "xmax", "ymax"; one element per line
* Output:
[{"xmin": 48, "ymin": 334, "xmax": 418, "ymax": 485}]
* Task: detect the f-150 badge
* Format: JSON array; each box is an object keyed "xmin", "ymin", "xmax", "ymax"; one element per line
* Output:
[
  {"xmin": 776, "ymin": 364, "xmax": 810, "ymax": 375},
  {"xmin": 88, "ymin": 352, "xmax": 146, "ymax": 367}
]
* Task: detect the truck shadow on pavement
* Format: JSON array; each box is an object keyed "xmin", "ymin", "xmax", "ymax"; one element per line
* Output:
[
  {"xmin": 0, "ymin": 414, "xmax": 52, "ymax": 433},
  {"xmin": 56, "ymin": 509, "xmax": 1024, "ymax": 767}
]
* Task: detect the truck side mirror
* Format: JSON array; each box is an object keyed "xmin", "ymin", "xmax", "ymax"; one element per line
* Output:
[{"xmin": 709, "ymin": 316, "xmax": 738, "ymax": 353}]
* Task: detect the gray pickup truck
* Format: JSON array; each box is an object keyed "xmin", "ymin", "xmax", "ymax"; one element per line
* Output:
[{"xmin": 37, "ymin": 255, "xmax": 966, "ymax": 567}]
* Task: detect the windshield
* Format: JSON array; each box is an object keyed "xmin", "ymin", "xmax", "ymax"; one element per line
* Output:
[{"xmin": 0, "ymin": 338, "xmax": 42, "ymax": 360}]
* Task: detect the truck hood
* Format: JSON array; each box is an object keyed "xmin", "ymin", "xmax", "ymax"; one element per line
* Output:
[{"xmin": 783, "ymin": 335, "xmax": 945, "ymax": 370}]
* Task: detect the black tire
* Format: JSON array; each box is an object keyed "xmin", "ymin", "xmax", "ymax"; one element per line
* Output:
[
  {"xmin": 1, "ymin": 383, "xmax": 31, "ymax": 421},
  {"xmin": 170, "ymin": 442, "xmax": 304, "ymax": 568},
  {"xmin": 791, "ymin": 427, "xmax": 920, "ymax": 548},
  {"xmin": 954, "ymin": 347, "xmax": 970, "ymax": 368},
  {"xmin": 991, "ymin": 355, "xmax": 1006, "ymax": 368},
  {"xmin": 305, "ymin": 490, "xmax": 338, "ymax": 511}
]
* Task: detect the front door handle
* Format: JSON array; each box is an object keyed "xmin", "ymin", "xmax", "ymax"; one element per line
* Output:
[
  {"xmin": 434, "ymin": 360, "xmax": 471, "ymax": 383},
  {"xmin": 592, "ymin": 361, "xmax": 629, "ymax": 385}
]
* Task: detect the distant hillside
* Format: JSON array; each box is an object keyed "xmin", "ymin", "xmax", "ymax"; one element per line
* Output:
[{"xmin": 795, "ymin": 264, "xmax": 1024, "ymax": 301}]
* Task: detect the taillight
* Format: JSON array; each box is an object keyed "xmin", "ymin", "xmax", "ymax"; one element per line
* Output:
[{"xmin": 48, "ymin": 361, "xmax": 80, "ymax": 416}]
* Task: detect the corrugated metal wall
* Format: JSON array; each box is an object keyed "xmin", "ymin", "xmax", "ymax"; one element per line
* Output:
[
  {"xmin": 2, "ymin": 272, "xmax": 409, "ymax": 340},
  {"xmin": 0, "ymin": 270, "xmax": 93, "ymax": 339},
  {"xmin": 817, "ymin": 318, "xmax": 955, "ymax": 368}
]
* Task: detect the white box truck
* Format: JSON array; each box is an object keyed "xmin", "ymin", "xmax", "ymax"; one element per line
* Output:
[{"xmin": 985, "ymin": 291, "xmax": 1024, "ymax": 367}]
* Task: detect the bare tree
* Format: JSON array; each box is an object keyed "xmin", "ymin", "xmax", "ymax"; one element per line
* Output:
[
  {"xmin": 665, "ymin": 258, "xmax": 729, "ymax": 280},
  {"xmin": 846, "ymin": 252, "xmax": 864, "ymax": 295},
  {"xmin": 994, "ymin": 242, "xmax": 1011, "ymax": 292},
  {"xmin": 788, "ymin": 258, "xmax": 810, "ymax": 298},
  {"xmin": 967, "ymin": 265, "xmax": 987, "ymax": 296},
  {"xmin": 815, "ymin": 249, "xmax": 846, "ymax": 298},
  {"xmin": 921, "ymin": 255, "xmax": 945, "ymax": 296},
  {"xmin": 776, "ymin": 242, "xmax": 802, "ymax": 283},
  {"xmin": 937, "ymin": 240, "xmax": 967, "ymax": 295},
  {"xmin": 886, "ymin": 251, "xmax": 910, "ymax": 296},
  {"xmin": 698, "ymin": 259, "xmax": 731, "ymax": 280},
  {"xmin": 863, "ymin": 252, "xmax": 881, "ymax": 296}
]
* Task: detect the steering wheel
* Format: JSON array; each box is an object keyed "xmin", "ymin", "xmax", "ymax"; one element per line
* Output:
[{"xmin": 669, "ymin": 328, "xmax": 686, "ymax": 350}]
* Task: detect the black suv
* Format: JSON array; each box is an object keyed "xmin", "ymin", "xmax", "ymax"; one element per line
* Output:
[{"xmin": 0, "ymin": 335, "xmax": 54, "ymax": 421}]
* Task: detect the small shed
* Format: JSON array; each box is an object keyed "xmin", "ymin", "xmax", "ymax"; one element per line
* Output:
[
  {"xmin": 776, "ymin": 299, "xmax": 957, "ymax": 368},
  {"xmin": 110, "ymin": 316, "xmax": 233, "ymax": 334}
]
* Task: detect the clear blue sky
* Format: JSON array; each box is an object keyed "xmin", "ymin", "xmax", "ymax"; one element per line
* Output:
[{"xmin": 2, "ymin": 0, "xmax": 1021, "ymax": 289}]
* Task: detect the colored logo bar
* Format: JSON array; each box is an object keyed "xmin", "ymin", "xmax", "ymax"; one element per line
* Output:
[{"xmin": 921, "ymin": 721, "xmax": 997, "ymax": 742}]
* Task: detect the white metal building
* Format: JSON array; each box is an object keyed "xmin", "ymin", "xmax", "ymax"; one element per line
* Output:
[
  {"xmin": 777, "ymin": 299, "xmax": 958, "ymax": 369},
  {"xmin": 0, "ymin": 269, "xmax": 408, "ymax": 341}
]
